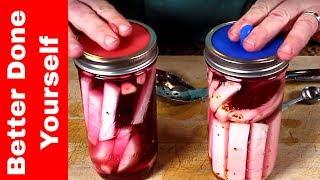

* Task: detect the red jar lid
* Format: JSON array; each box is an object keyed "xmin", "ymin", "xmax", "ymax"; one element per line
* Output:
[
  {"xmin": 75, "ymin": 21, "xmax": 158, "ymax": 76},
  {"xmin": 78, "ymin": 22, "xmax": 151, "ymax": 59}
]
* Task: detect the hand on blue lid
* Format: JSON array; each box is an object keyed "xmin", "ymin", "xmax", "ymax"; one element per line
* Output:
[{"xmin": 240, "ymin": 25, "xmax": 253, "ymax": 46}]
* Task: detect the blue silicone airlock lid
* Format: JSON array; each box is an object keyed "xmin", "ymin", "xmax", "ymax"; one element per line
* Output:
[{"xmin": 211, "ymin": 24, "xmax": 284, "ymax": 61}]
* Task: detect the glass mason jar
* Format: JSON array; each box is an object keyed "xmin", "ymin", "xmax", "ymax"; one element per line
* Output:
[
  {"xmin": 204, "ymin": 22, "xmax": 289, "ymax": 180},
  {"xmin": 74, "ymin": 21, "xmax": 158, "ymax": 179}
]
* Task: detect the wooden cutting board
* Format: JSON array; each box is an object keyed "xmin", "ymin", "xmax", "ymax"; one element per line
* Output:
[{"xmin": 68, "ymin": 56, "xmax": 320, "ymax": 180}]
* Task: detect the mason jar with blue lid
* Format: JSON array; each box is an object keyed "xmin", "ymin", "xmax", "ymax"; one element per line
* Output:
[{"xmin": 204, "ymin": 22, "xmax": 289, "ymax": 180}]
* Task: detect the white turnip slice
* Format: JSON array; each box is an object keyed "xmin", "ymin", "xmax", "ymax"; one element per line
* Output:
[
  {"xmin": 88, "ymin": 88, "xmax": 103, "ymax": 145},
  {"xmin": 112, "ymin": 128, "xmax": 132, "ymax": 167},
  {"xmin": 118, "ymin": 133, "xmax": 142, "ymax": 172},
  {"xmin": 136, "ymin": 72, "xmax": 146, "ymax": 85},
  {"xmin": 208, "ymin": 110, "xmax": 213, "ymax": 158},
  {"xmin": 228, "ymin": 83, "xmax": 284, "ymax": 123},
  {"xmin": 211, "ymin": 118, "xmax": 229, "ymax": 179},
  {"xmin": 91, "ymin": 140, "xmax": 115, "ymax": 164},
  {"xmin": 99, "ymin": 82, "xmax": 120, "ymax": 141},
  {"xmin": 227, "ymin": 123, "xmax": 250, "ymax": 180},
  {"xmin": 121, "ymin": 82, "xmax": 137, "ymax": 95},
  {"xmin": 210, "ymin": 81, "xmax": 241, "ymax": 113},
  {"xmin": 208, "ymin": 79, "xmax": 220, "ymax": 98},
  {"xmin": 207, "ymin": 69, "xmax": 213, "ymax": 84},
  {"xmin": 215, "ymin": 104, "xmax": 232, "ymax": 122},
  {"xmin": 247, "ymin": 123, "xmax": 269, "ymax": 180},
  {"xmin": 262, "ymin": 112, "xmax": 281, "ymax": 178},
  {"xmin": 132, "ymin": 66, "xmax": 156, "ymax": 125},
  {"xmin": 80, "ymin": 74, "xmax": 92, "ymax": 127}
]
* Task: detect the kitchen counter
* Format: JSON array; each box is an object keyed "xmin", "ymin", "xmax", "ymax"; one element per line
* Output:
[{"xmin": 68, "ymin": 56, "xmax": 320, "ymax": 180}]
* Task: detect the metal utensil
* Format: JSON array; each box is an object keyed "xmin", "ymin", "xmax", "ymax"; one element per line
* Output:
[
  {"xmin": 282, "ymin": 86, "xmax": 320, "ymax": 111},
  {"xmin": 156, "ymin": 69, "xmax": 320, "ymax": 103},
  {"xmin": 285, "ymin": 69, "xmax": 320, "ymax": 82},
  {"xmin": 156, "ymin": 69, "xmax": 207, "ymax": 102}
]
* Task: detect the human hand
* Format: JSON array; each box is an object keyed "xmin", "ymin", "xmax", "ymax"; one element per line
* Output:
[
  {"xmin": 228, "ymin": 0, "xmax": 320, "ymax": 60},
  {"xmin": 68, "ymin": 0, "xmax": 132, "ymax": 57}
]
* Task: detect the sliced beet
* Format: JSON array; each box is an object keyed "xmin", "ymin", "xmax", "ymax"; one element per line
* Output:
[
  {"xmin": 247, "ymin": 123, "xmax": 268, "ymax": 180},
  {"xmin": 210, "ymin": 81, "xmax": 241, "ymax": 113},
  {"xmin": 121, "ymin": 82, "xmax": 137, "ymax": 95},
  {"xmin": 99, "ymin": 82, "xmax": 120, "ymax": 141},
  {"xmin": 208, "ymin": 79, "xmax": 220, "ymax": 98},
  {"xmin": 88, "ymin": 88, "xmax": 103, "ymax": 145},
  {"xmin": 132, "ymin": 66, "xmax": 156, "ymax": 125},
  {"xmin": 118, "ymin": 133, "xmax": 142, "ymax": 172},
  {"xmin": 262, "ymin": 111, "xmax": 281, "ymax": 178},
  {"xmin": 228, "ymin": 83, "xmax": 284, "ymax": 123},
  {"xmin": 136, "ymin": 72, "xmax": 146, "ymax": 85},
  {"xmin": 227, "ymin": 123, "xmax": 250, "ymax": 180},
  {"xmin": 80, "ymin": 74, "xmax": 92, "ymax": 127},
  {"xmin": 211, "ymin": 118, "xmax": 229, "ymax": 179}
]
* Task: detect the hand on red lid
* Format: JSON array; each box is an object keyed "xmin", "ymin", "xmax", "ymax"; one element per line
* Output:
[{"xmin": 68, "ymin": 0, "xmax": 132, "ymax": 58}]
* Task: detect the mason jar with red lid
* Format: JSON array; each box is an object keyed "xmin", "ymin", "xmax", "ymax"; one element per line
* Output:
[
  {"xmin": 204, "ymin": 22, "xmax": 289, "ymax": 180},
  {"xmin": 74, "ymin": 20, "xmax": 158, "ymax": 179}
]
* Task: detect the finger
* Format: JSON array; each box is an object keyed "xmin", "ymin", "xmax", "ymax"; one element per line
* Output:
[
  {"xmin": 228, "ymin": 0, "xmax": 284, "ymax": 41},
  {"xmin": 243, "ymin": 0, "xmax": 305, "ymax": 52},
  {"xmin": 68, "ymin": 0, "xmax": 120, "ymax": 51},
  {"xmin": 278, "ymin": 9, "xmax": 320, "ymax": 60},
  {"xmin": 80, "ymin": 0, "xmax": 132, "ymax": 37},
  {"xmin": 68, "ymin": 26, "xmax": 83, "ymax": 58}
]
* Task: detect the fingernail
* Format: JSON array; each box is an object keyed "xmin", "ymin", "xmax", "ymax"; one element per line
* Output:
[
  {"xmin": 119, "ymin": 24, "xmax": 130, "ymax": 32},
  {"xmin": 243, "ymin": 38, "xmax": 256, "ymax": 50},
  {"xmin": 104, "ymin": 36, "xmax": 119, "ymax": 48},
  {"xmin": 279, "ymin": 44, "xmax": 292, "ymax": 55},
  {"xmin": 228, "ymin": 30, "xmax": 238, "ymax": 41}
]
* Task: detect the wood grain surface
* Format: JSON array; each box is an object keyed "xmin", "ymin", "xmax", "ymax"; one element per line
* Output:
[{"xmin": 68, "ymin": 56, "xmax": 320, "ymax": 180}]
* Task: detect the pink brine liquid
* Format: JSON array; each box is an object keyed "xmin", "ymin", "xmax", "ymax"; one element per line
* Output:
[
  {"xmin": 207, "ymin": 67, "xmax": 285, "ymax": 180},
  {"xmin": 78, "ymin": 65, "xmax": 157, "ymax": 179}
]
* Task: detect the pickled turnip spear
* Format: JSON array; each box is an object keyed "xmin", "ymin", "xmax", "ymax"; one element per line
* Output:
[
  {"xmin": 228, "ymin": 83, "xmax": 283, "ymax": 123},
  {"xmin": 91, "ymin": 140, "xmax": 115, "ymax": 164},
  {"xmin": 99, "ymin": 82, "xmax": 120, "ymax": 141},
  {"xmin": 132, "ymin": 66, "xmax": 156, "ymax": 125},
  {"xmin": 227, "ymin": 123, "xmax": 250, "ymax": 180},
  {"xmin": 210, "ymin": 81, "xmax": 241, "ymax": 113},
  {"xmin": 263, "ymin": 112, "xmax": 281, "ymax": 178},
  {"xmin": 80, "ymin": 74, "xmax": 92, "ymax": 127},
  {"xmin": 118, "ymin": 133, "xmax": 142, "ymax": 172},
  {"xmin": 111, "ymin": 128, "xmax": 131, "ymax": 167},
  {"xmin": 215, "ymin": 104, "xmax": 232, "ymax": 122},
  {"xmin": 207, "ymin": 69, "xmax": 213, "ymax": 84},
  {"xmin": 121, "ymin": 82, "xmax": 137, "ymax": 95},
  {"xmin": 247, "ymin": 123, "xmax": 268, "ymax": 180},
  {"xmin": 208, "ymin": 79, "xmax": 220, "ymax": 98},
  {"xmin": 88, "ymin": 88, "xmax": 103, "ymax": 145},
  {"xmin": 136, "ymin": 72, "xmax": 146, "ymax": 85},
  {"xmin": 208, "ymin": 111, "xmax": 213, "ymax": 158},
  {"xmin": 211, "ymin": 118, "xmax": 229, "ymax": 179}
]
